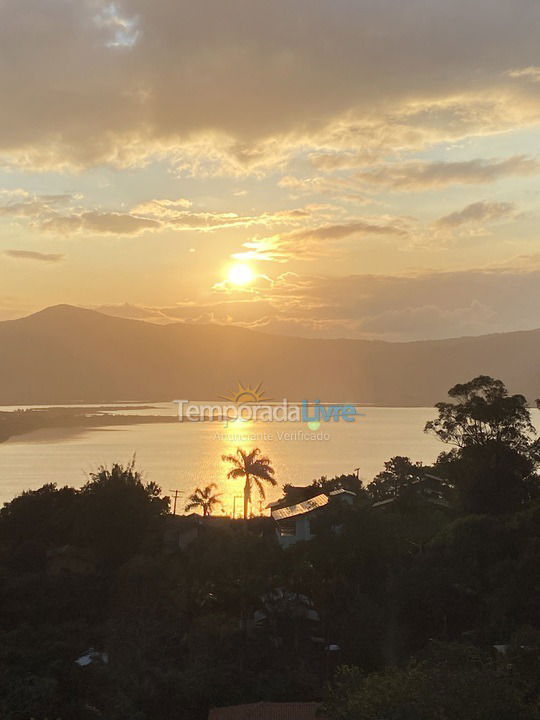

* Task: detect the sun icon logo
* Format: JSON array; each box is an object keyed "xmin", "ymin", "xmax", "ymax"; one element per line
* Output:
[{"xmin": 220, "ymin": 381, "xmax": 271, "ymax": 404}]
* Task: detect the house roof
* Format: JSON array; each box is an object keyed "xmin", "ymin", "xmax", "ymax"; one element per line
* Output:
[
  {"xmin": 208, "ymin": 702, "xmax": 323, "ymax": 720},
  {"xmin": 271, "ymin": 493, "xmax": 329, "ymax": 521},
  {"xmin": 372, "ymin": 497, "xmax": 396, "ymax": 508},
  {"xmin": 372, "ymin": 495, "xmax": 451, "ymax": 509}
]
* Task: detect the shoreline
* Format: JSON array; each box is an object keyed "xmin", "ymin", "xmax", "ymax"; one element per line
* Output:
[{"xmin": 0, "ymin": 410, "xmax": 177, "ymax": 445}]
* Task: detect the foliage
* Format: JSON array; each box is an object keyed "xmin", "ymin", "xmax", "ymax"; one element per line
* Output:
[
  {"xmin": 0, "ymin": 483, "xmax": 78, "ymax": 571},
  {"xmin": 425, "ymin": 376, "xmax": 538, "ymax": 452},
  {"xmin": 222, "ymin": 447, "xmax": 277, "ymax": 518},
  {"xmin": 78, "ymin": 458, "xmax": 169, "ymax": 567},
  {"xmin": 324, "ymin": 642, "xmax": 540, "ymax": 720},
  {"xmin": 281, "ymin": 473, "xmax": 366, "ymax": 506},
  {"xmin": 368, "ymin": 456, "xmax": 427, "ymax": 501},
  {"xmin": 184, "ymin": 483, "xmax": 223, "ymax": 516},
  {"xmin": 1, "ymin": 377, "xmax": 540, "ymax": 717},
  {"xmin": 427, "ymin": 376, "xmax": 540, "ymax": 513}
]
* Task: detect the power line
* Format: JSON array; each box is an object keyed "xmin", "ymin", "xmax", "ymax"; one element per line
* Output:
[{"xmin": 169, "ymin": 489, "xmax": 184, "ymax": 515}]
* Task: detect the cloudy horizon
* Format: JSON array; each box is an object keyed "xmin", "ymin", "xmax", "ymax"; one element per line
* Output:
[{"xmin": 2, "ymin": 0, "xmax": 540, "ymax": 340}]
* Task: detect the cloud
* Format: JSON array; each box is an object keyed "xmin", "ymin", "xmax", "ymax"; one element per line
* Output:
[
  {"xmin": 234, "ymin": 218, "xmax": 410, "ymax": 262},
  {"xmin": 507, "ymin": 66, "xmax": 540, "ymax": 82},
  {"xmin": 96, "ymin": 298, "xmax": 277, "ymax": 326},
  {"xmin": 2, "ymin": 1, "xmax": 540, "ymax": 170},
  {"xmin": 0, "ymin": 194, "xmax": 162, "ymax": 235},
  {"xmin": 0, "ymin": 192, "xmax": 320, "ymax": 237},
  {"xmin": 4, "ymin": 250, "xmax": 64, "ymax": 262},
  {"xmin": 96, "ymin": 263, "xmax": 540, "ymax": 341},
  {"xmin": 356, "ymin": 156, "xmax": 540, "ymax": 191},
  {"xmin": 253, "ymin": 268, "xmax": 540, "ymax": 339},
  {"xmin": 0, "ymin": 195, "xmax": 161, "ymax": 235},
  {"xmin": 296, "ymin": 221, "xmax": 408, "ymax": 242},
  {"xmin": 40, "ymin": 211, "xmax": 160, "ymax": 235},
  {"xmin": 94, "ymin": 303, "xmax": 174, "ymax": 324},
  {"xmin": 132, "ymin": 201, "xmax": 313, "ymax": 231},
  {"xmin": 0, "ymin": 193, "xmax": 72, "ymax": 220},
  {"xmin": 356, "ymin": 300, "xmax": 497, "ymax": 337},
  {"xmin": 436, "ymin": 201, "xmax": 516, "ymax": 228}
]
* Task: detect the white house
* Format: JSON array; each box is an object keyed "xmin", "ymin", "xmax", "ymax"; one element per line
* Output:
[{"xmin": 271, "ymin": 490, "xmax": 356, "ymax": 548}]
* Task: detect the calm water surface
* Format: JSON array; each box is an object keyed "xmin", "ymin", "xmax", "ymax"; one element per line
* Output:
[{"xmin": 2, "ymin": 404, "xmax": 537, "ymax": 513}]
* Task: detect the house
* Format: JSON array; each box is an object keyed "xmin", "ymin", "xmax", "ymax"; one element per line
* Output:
[
  {"xmin": 270, "ymin": 485, "xmax": 313, "ymax": 507},
  {"xmin": 163, "ymin": 514, "xmax": 275, "ymax": 551},
  {"xmin": 162, "ymin": 513, "xmax": 202, "ymax": 551},
  {"xmin": 208, "ymin": 702, "xmax": 324, "ymax": 719},
  {"xmin": 271, "ymin": 493, "xmax": 329, "ymax": 548},
  {"xmin": 271, "ymin": 490, "xmax": 355, "ymax": 548},
  {"xmin": 328, "ymin": 488, "xmax": 356, "ymax": 505},
  {"xmin": 372, "ymin": 474, "xmax": 451, "ymax": 511}
]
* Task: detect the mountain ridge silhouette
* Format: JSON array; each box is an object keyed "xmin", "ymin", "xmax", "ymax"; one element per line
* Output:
[{"xmin": 0, "ymin": 304, "xmax": 539, "ymax": 406}]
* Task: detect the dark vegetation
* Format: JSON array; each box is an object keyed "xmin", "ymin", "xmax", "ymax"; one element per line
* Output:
[{"xmin": 1, "ymin": 377, "xmax": 540, "ymax": 718}]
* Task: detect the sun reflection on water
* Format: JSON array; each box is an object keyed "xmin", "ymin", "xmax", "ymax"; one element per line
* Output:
[{"xmin": 214, "ymin": 421, "xmax": 275, "ymax": 518}]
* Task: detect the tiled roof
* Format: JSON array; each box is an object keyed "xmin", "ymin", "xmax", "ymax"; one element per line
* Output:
[
  {"xmin": 271, "ymin": 494, "xmax": 329, "ymax": 521},
  {"xmin": 208, "ymin": 702, "xmax": 324, "ymax": 719}
]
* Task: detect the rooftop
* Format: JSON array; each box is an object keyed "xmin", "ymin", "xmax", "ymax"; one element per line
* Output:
[{"xmin": 271, "ymin": 493, "xmax": 329, "ymax": 521}]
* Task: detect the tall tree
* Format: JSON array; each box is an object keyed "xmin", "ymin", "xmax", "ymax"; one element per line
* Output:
[
  {"xmin": 425, "ymin": 376, "xmax": 537, "ymax": 453},
  {"xmin": 426, "ymin": 376, "xmax": 540, "ymax": 514},
  {"xmin": 222, "ymin": 448, "xmax": 276, "ymax": 519},
  {"xmin": 184, "ymin": 483, "xmax": 223, "ymax": 516},
  {"xmin": 79, "ymin": 458, "xmax": 169, "ymax": 566},
  {"xmin": 369, "ymin": 456, "xmax": 425, "ymax": 501},
  {"xmin": 0, "ymin": 483, "xmax": 78, "ymax": 571}
]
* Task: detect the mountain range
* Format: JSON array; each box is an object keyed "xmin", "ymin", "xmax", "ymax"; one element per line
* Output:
[{"xmin": 0, "ymin": 304, "xmax": 538, "ymax": 406}]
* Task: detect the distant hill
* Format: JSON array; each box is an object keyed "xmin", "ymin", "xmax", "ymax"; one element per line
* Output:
[{"xmin": 0, "ymin": 304, "xmax": 539, "ymax": 406}]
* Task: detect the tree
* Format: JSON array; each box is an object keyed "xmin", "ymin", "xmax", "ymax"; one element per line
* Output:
[
  {"xmin": 222, "ymin": 448, "xmax": 276, "ymax": 519},
  {"xmin": 78, "ymin": 458, "xmax": 169, "ymax": 567},
  {"xmin": 254, "ymin": 588, "xmax": 321, "ymax": 667},
  {"xmin": 280, "ymin": 473, "xmax": 365, "ymax": 506},
  {"xmin": 425, "ymin": 376, "xmax": 537, "ymax": 453},
  {"xmin": 0, "ymin": 483, "xmax": 78, "ymax": 571},
  {"xmin": 426, "ymin": 376, "xmax": 540, "ymax": 514},
  {"xmin": 323, "ymin": 642, "xmax": 540, "ymax": 720},
  {"xmin": 185, "ymin": 483, "xmax": 223, "ymax": 516},
  {"xmin": 368, "ymin": 456, "xmax": 425, "ymax": 501}
]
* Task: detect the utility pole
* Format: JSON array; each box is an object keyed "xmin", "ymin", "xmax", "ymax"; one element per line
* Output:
[
  {"xmin": 354, "ymin": 467, "xmax": 361, "ymax": 479},
  {"xmin": 232, "ymin": 495, "xmax": 243, "ymax": 519},
  {"xmin": 169, "ymin": 489, "xmax": 184, "ymax": 515}
]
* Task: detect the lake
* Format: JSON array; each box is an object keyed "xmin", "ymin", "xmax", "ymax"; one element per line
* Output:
[{"xmin": 2, "ymin": 403, "xmax": 538, "ymax": 513}]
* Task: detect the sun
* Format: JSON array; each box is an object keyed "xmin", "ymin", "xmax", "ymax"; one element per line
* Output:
[{"xmin": 227, "ymin": 263, "xmax": 254, "ymax": 286}]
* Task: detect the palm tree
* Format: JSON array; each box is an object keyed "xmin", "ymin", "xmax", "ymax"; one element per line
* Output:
[
  {"xmin": 184, "ymin": 483, "xmax": 223, "ymax": 516},
  {"xmin": 222, "ymin": 448, "xmax": 276, "ymax": 519}
]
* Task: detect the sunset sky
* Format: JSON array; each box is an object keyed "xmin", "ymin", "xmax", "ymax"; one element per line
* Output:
[{"xmin": 1, "ymin": 0, "xmax": 540, "ymax": 340}]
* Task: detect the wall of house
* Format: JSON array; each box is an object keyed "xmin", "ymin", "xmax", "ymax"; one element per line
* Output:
[{"xmin": 276, "ymin": 513, "xmax": 314, "ymax": 548}]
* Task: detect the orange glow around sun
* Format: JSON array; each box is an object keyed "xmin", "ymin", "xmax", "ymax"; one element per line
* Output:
[{"xmin": 227, "ymin": 263, "xmax": 254, "ymax": 286}]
